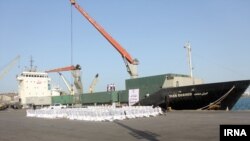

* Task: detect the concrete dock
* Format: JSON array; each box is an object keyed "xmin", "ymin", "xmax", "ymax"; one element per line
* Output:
[{"xmin": 0, "ymin": 109, "xmax": 250, "ymax": 141}]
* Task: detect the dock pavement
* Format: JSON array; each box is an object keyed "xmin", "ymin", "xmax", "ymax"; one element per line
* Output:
[{"xmin": 0, "ymin": 109, "xmax": 250, "ymax": 141}]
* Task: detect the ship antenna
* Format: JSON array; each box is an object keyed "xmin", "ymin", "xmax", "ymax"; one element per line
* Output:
[
  {"xmin": 30, "ymin": 56, "xmax": 33, "ymax": 72},
  {"xmin": 30, "ymin": 56, "xmax": 34, "ymax": 71},
  {"xmin": 29, "ymin": 56, "xmax": 36, "ymax": 72}
]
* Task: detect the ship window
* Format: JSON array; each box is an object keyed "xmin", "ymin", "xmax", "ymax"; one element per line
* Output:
[{"xmin": 167, "ymin": 76, "xmax": 174, "ymax": 80}]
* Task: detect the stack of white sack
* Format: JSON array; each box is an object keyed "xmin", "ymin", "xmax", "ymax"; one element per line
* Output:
[{"xmin": 26, "ymin": 106, "xmax": 163, "ymax": 122}]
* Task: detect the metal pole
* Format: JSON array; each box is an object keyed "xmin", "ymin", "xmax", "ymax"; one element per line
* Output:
[{"xmin": 184, "ymin": 42, "xmax": 193, "ymax": 78}]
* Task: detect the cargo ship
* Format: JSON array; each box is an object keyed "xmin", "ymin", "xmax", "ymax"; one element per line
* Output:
[
  {"xmin": 17, "ymin": 67, "xmax": 250, "ymax": 110},
  {"xmin": 136, "ymin": 77, "xmax": 250, "ymax": 110},
  {"xmin": 16, "ymin": 0, "xmax": 250, "ymax": 110}
]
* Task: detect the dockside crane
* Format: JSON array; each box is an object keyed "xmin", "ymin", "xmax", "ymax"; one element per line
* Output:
[
  {"xmin": 0, "ymin": 55, "xmax": 20, "ymax": 81},
  {"xmin": 70, "ymin": 0, "xmax": 139, "ymax": 78},
  {"xmin": 89, "ymin": 73, "xmax": 99, "ymax": 93},
  {"xmin": 58, "ymin": 72, "xmax": 74, "ymax": 95},
  {"xmin": 46, "ymin": 64, "xmax": 83, "ymax": 95}
]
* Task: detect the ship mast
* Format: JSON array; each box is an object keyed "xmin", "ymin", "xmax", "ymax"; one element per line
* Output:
[
  {"xmin": 29, "ymin": 56, "xmax": 36, "ymax": 72},
  {"xmin": 30, "ymin": 56, "xmax": 34, "ymax": 72},
  {"xmin": 184, "ymin": 42, "xmax": 193, "ymax": 78}
]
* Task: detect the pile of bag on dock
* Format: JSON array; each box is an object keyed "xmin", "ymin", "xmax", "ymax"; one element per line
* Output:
[{"xmin": 26, "ymin": 106, "xmax": 163, "ymax": 122}]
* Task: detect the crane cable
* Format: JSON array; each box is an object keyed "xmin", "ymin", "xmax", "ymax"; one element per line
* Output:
[
  {"xmin": 70, "ymin": 4, "xmax": 74, "ymax": 66},
  {"xmin": 70, "ymin": 4, "xmax": 74, "ymax": 89}
]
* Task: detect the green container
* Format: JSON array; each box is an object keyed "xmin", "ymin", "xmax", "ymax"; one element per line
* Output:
[
  {"xmin": 111, "ymin": 91, "xmax": 118, "ymax": 102},
  {"xmin": 51, "ymin": 74, "xmax": 188, "ymax": 105},
  {"xmin": 81, "ymin": 91, "xmax": 112, "ymax": 104},
  {"xmin": 52, "ymin": 95, "xmax": 74, "ymax": 105},
  {"xmin": 117, "ymin": 90, "xmax": 128, "ymax": 103},
  {"xmin": 125, "ymin": 74, "xmax": 167, "ymax": 99}
]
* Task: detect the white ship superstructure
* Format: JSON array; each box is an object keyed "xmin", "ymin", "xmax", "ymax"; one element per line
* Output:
[{"xmin": 17, "ymin": 70, "xmax": 52, "ymax": 107}]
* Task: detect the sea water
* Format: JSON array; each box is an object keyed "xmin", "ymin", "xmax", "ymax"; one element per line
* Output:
[{"xmin": 232, "ymin": 97, "xmax": 250, "ymax": 111}]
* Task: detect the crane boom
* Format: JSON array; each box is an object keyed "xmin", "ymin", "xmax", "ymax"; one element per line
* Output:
[
  {"xmin": 0, "ymin": 55, "xmax": 20, "ymax": 80},
  {"xmin": 46, "ymin": 64, "xmax": 83, "ymax": 94},
  {"xmin": 89, "ymin": 73, "xmax": 99, "ymax": 93},
  {"xmin": 58, "ymin": 72, "xmax": 74, "ymax": 95},
  {"xmin": 70, "ymin": 0, "xmax": 133, "ymax": 64},
  {"xmin": 70, "ymin": 0, "xmax": 138, "ymax": 78},
  {"xmin": 45, "ymin": 65, "xmax": 76, "ymax": 73}
]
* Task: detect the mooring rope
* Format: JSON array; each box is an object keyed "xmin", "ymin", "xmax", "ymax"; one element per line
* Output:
[{"xmin": 197, "ymin": 85, "xmax": 235, "ymax": 110}]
